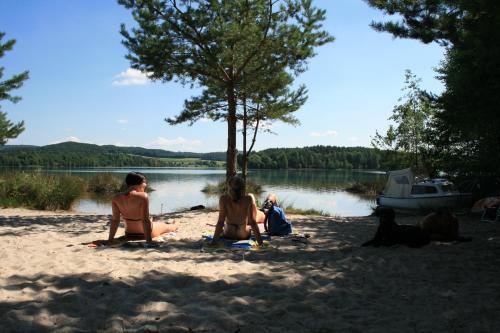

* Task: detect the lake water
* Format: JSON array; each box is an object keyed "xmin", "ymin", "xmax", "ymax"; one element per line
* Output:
[{"xmin": 56, "ymin": 168, "xmax": 385, "ymax": 217}]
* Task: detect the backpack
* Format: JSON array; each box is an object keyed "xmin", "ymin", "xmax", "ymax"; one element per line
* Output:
[{"xmin": 265, "ymin": 206, "xmax": 292, "ymax": 236}]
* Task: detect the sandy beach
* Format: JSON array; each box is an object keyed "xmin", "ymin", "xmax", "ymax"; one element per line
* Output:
[{"xmin": 1, "ymin": 208, "xmax": 499, "ymax": 333}]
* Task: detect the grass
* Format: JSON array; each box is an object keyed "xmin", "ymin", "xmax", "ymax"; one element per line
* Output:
[
  {"xmin": 201, "ymin": 180, "xmax": 264, "ymax": 196},
  {"xmin": 283, "ymin": 205, "xmax": 330, "ymax": 216},
  {"xmin": 278, "ymin": 199, "xmax": 331, "ymax": 216},
  {"xmin": 0, "ymin": 171, "xmax": 157, "ymax": 211},
  {"xmin": 0, "ymin": 172, "xmax": 86, "ymax": 210},
  {"xmin": 87, "ymin": 173, "xmax": 124, "ymax": 194},
  {"xmin": 201, "ymin": 181, "xmax": 226, "ymax": 195}
]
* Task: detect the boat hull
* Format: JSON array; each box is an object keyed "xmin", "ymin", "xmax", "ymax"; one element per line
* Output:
[{"xmin": 376, "ymin": 194, "xmax": 472, "ymax": 210}]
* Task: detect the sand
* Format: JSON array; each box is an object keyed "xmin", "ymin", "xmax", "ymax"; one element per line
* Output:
[{"xmin": 1, "ymin": 208, "xmax": 499, "ymax": 333}]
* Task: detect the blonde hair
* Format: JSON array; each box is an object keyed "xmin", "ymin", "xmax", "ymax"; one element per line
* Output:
[{"xmin": 266, "ymin": 194, "xmax": 278, "ymax": 205}]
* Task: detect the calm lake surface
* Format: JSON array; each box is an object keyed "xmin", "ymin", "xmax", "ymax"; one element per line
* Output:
[{"xmin": 52, "ymin": 168, "xmax": 385, "ymax": 216}]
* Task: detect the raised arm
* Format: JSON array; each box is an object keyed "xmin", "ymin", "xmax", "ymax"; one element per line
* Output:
[
  {"xmin": 211, "ymin": 196, "xmax": 227, "ymax": 244},
  {"xmin": 109, "ymin": 200, "xmax": 121, "ymax": 242},
  {"xmin": 248, "ymin": 198, "xmax": 263, "ymax": 246}
]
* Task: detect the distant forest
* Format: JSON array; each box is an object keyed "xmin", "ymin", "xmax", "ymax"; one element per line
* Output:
[
  {"xmin": 0, "ymin": 142, "xmax": 405, "ymax": 170},
  {"xmin": 244, "ymin": 146, "xmax": 404, "ymax": 170},
  {"xmin": 0, "ymin": 142, "xmax": 225, "ymax": 168}
]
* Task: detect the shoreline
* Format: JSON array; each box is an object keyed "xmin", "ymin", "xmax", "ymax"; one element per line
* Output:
[{"xmin": 1, "ymin": 208, "xmax": 499, "ymax": 332}]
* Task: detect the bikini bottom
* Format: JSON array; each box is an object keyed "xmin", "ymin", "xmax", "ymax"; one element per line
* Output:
[
  {"xmin": 125, "ymin": 219, "xmax": 145, "ymax": 239},
  {"xmin": 124, "ymin": 232, "xmax": 145, "ymax": 240}
]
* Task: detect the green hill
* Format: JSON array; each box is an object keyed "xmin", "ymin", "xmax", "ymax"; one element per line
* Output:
[
  {"xmin": 0, "ymin": 142, "xmax": 225, "ymax": 168},
  {"xmin": 0, "ymin": 142, "xmax": 405, "ymax": 170}
]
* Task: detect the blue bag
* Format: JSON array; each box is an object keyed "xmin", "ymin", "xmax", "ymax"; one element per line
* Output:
[{"xmin": 266, "ymin": 206, "xmax": 292, "ymax": 236}]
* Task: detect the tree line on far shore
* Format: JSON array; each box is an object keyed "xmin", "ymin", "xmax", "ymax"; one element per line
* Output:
[
  {"xmin": 0, "ymin": 142, "xmax": 223, "ymax": 168},
  {"xmin": 1, "ymin": 141, "xmax": 407, "ymax": 170},
  {"xmin": 242, "ymin": 146, "xmax": 405, "ymax": 170}
]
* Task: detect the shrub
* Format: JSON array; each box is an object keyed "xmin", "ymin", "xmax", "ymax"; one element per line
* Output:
[
  {"xmin": 87, "ymin": 173, "xmax": 124, "ymax": 194},
  {"xmin": 283, "ymin": 205, "xmax": 329, "ymax": 216},
  {"xmin": 0, "ymin": 172, "xmax": 85, "ymax": 210},
  {"xmin": 202, "ymin": 179, "xmax": 263, "ymax": 196},
  {"xmin": 345, "ymin": 179, "xmax": 386, "ymax": 197}
]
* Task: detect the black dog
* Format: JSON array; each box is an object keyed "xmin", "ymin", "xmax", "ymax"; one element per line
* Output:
[{"xmin": 362, "ymin": 206, "xmax": 430, "ymax": 248}]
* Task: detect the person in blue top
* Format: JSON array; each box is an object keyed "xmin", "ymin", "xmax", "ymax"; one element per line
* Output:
[{"xmin": 261, "ymin": 194, "xmax": 293, "ymax": 236}]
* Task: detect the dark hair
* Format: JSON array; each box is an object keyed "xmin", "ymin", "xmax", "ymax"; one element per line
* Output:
[
  {"xmin": 125, "ymin": 172, "xmax": 146, "ymax": 187},
  {"xmin": 228, "ymin": 176, "xmax": 245, "ymax": 202}
]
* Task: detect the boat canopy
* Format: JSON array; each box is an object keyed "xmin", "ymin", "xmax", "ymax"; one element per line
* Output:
[{"xmin": 383, "ymin": 168, "xmax": 414, "ymax": 198}]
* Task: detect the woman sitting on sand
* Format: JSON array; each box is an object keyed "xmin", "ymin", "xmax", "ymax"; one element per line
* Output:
[
  {"xmin": 108, "ymin": 172, "xmax": 178, "ymax": 244},
  {"xmin": 211, "ymin": 176, "xmax": 263, "ymax": 246}
]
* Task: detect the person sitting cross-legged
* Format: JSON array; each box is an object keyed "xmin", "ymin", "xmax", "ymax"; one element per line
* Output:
[{"xmin": 211, "ymin": 176, "xmax": 263, "ymax": 247}]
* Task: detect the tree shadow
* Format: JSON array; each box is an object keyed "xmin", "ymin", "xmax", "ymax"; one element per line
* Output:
[{"xmin": 0, "ymin": 215, "xmax": 109, "ymax": 238}]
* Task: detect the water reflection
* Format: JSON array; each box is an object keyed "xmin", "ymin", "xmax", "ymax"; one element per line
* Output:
[{"xmin": 250, "ymin": 169, "xmax": 384, "ymax": 192}]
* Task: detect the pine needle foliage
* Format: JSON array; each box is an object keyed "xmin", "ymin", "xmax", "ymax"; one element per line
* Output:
[{"xmin": 0, "ymin": 32, "xmax": 29, "ymax": 145}]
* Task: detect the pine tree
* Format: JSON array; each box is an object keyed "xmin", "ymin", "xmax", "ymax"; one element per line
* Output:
[
  {"xmin": 118, "ymin": 0, "xmax": 333, "ymax": 179},
  {"xmin": 0, "ymin": 32, "xmax": 29, "ymax": 145},
  {"xmin": 365, "ymin": 0, "xmax": 500, "ymax": 189}
]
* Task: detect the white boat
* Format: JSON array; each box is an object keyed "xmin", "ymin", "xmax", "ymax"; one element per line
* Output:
[{"xmin": 376, "ymin": 168, "xmax": 471, "ymax": 210}]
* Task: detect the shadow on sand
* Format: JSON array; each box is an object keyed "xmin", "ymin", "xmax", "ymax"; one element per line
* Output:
[{"xmin": 1, "ymin": 213, "xmax": 499, "ymax": 332}]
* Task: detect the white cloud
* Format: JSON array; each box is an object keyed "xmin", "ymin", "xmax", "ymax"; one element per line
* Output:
[
  {"xmin": 117, "ymin": 119, "xmax": 128, "ymax": 124},
  {"xmin": 67, "ymin": 136, "xmax": 81, "ymax": 142},
  {"xmin": 147, "ymin": 136, "xmax": 202, "ymax": 150},
  {"xmin": 112, "ymin": 68, "xmax": 152, "ymax": 86},
  {"xmin": 309, "ymin": 130, "xmax": 338, "ymax": 137}
]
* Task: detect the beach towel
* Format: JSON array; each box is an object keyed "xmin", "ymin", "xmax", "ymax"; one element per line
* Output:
[
  {"xmin": 202, "ymin": 233, "xmax": 271, "ymax": 251},
  {"xmin": 86, "ymin": 233, "xmax": 175, "ymax": 249}
]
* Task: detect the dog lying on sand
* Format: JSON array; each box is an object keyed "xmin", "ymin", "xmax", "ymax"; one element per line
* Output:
[
  {"xmin": 362, "ymin": 206, "xmax": 430, "ymax": 248},
  {"xmin": 418, "ymin": 208, "xmax": 472, "ymax": 242}
]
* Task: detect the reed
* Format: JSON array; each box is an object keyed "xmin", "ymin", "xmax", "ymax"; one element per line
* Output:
[
  {"xmin": 283, "ymin": 206, "xmax": 330, "ymax": 216},
  {"xmin": 345, "ymin": 179, "xmax": 386, "ymax": 197},
  {"xmin": 87, "ymin": 173, "xmax": 124, "ymax": 194},
  {"xmin": 0, "ymin": 172, "xmax": 86, "ymax": 210},
  {"xmin": 201, "ymin": 180, "xmax": 263, "ymax": 196}
]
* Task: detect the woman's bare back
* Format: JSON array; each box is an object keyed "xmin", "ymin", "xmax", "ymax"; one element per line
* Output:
[
  {"xmin": 221, "ymin": 194, "xmax": 253, "ymax": 225},
  {"xmin": 112, "ymin": 191, "xmax": 148, "ymax": 221}
]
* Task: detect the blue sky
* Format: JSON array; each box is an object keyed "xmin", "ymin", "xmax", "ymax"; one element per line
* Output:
[{"xmin": 0, "ymin": 0, "xmax": 445, "ymax": 152}]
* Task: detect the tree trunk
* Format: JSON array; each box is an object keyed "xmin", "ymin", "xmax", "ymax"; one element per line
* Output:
[
  {"xmin": 242, "ymin": 96, "xmax": 248, "ymax": 182},
  {"xmin": 226, "ymin": 83, "xmax": 238, "ymax": 180}
]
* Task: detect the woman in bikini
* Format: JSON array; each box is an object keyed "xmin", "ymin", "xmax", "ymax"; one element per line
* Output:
[
  {"xmin": 211, "ymin": 176, "xmax": 263, "ymax": 246},
  {"xmin": 108, "ymin": 172, "xmax": 179, "ymax": 244}
]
